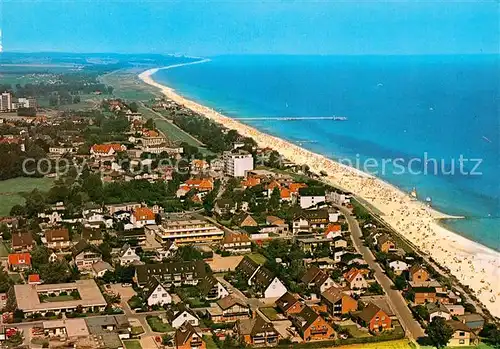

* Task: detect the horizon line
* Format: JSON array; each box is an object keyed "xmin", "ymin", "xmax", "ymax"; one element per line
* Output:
[{"xmin": 1, "ymin": 51, "xmax": 499, "ymax": 57}]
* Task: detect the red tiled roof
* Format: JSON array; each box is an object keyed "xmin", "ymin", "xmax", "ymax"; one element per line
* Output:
[
  {"xmin": 185, "ymin": 179, "xmax": 213, "ymax": 191},
  {"xmin": 280, "ymin": 188, "xmax": 291, "ymax": 199},
  {"xmin": 267, "ymin": 181, "xmax": 281, "ymax": 191},
  {"xmin": 133, "ymin": 207, "xmax": 155, "ymax": 221},
  {"xmin": 28, "ymin": 274, "xmax": 40, "ymax": 283},
  {"xmin": 241, "ymin": 177, "xmax": 260, "ymax": 188},
  {"xmin": 8, "ymin": 253, "xmax": 31, "ymax": 266},
  {"xmin": 91, "ymin": 143, "xmax": 124, "ymax": 154},
  {"xmin": 142, "ymin": 129, "xmax": 160, "ymax": 137},
  {"xmin": 325, "ymin": 224, "xmax": 341, "ymax": 234},
  {"xmin": 344, "ymin": 268, "xmax": 363, "ymax": 283},
  {"xmin": 289, "ymin": 183, "xmax": 308, "ymax": 193}
]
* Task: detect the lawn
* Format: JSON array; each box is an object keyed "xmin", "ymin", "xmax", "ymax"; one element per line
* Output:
[
  {"xmin": 99, "ymin": 68, "xmax": 160, "ymax": 101},
  {"xmin": 420, "ymin": 344, "xmax": 493, "ymax": 349},
  {"xmin": 335, "ymin": 339, "xmax": 413, "ymax": 349},
  {"xmin": 0, "ymin": 242, "xmax": 10, "ymax": 257},
  {"xmin": 248, "ymin": 253, "xmax": 267, "ymax": 265},
  {"xmin": 203, "ymin": 335, "xmax": 218, "ymax": 349},
  {"xmin": 123, "ymin": 340, "xmax": 142, "ymax": 349},
  {"xmin": 259, "ymin": 307, "xmax": 280, "ymax": 321},
  {"xmin": 147, "ymin": 316, "xmax": 173, "ymax": 332},
  {"xmin": 154, "ymin": 118, "xmax": 207, "ymax": 148},
  {"xmin": 0, "ymin": 177, "xmax": 54, "ymax": 216},
  {"xmin": 341, "ymin": 324, "xmax": 371, "ymax": 338},
  {"xmin": 9, "ymin": 273, "xmax": 23, "ymax": 284},
  {"xmin": 42, "ymin": 294, "xmax": 79, "ymax": 302},
  {"xmin": 130, "ymin": 326, "xmax": 145, "ymax": 335}
]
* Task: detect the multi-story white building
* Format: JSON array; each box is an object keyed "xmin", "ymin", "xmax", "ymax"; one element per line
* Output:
[
  {"xmin": 223, "ymin": 150, "xmax": 254, "ymax": 177},
  {"xmin": 49, "ymin": 146, "xmax": 76, "ymax": 155},
  {"xmin": 17, "ymin": 97, "xmax": 37, "ymax": 109},
  {"xmin": 147, "ymin": 214, "xmax": 224, "ymax": 245},
  {"xmin": 327, "ymin": 190, "xmax": 352, "ymax": 206},
  {"xmin": 299, "ymin": 187, "xmax": 326, "ymax": 209},
  {"xmin": 0, "ymin": 92, "xmax": 12, "ymax": 111}
]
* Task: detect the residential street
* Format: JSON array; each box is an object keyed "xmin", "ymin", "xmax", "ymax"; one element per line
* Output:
[{"xmin": 338, "ymin": 205, "xmax": 425, "ymax": 341}]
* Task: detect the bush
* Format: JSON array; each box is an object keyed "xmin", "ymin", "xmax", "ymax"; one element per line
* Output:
[{"xmin": 274, "ymin": 331, "xmax": 405, "ymax": 348}]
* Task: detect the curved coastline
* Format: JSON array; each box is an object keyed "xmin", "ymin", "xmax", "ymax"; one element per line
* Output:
[{"xmin": 138, "ymin": 63, "xmax": 500, "ymax": 317}]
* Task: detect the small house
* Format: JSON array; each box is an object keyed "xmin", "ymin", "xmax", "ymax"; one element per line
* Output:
[
  {"xmin": 276, "ymin": 292, "xmax": 304, "ymax": 316},
  {"xmin": 174, "ymin": 323, "xmax": 206, "ymax": 349},
  {"xmin": 8, "ymin": 253, "xmax": 31, "ymax": 271},
  {"xmin": 356, "ymin": 302, "xmax": 392, "ymax": 332},
  {"xmin": 291, "ymin": 305, "xmax": 335, "ymax": 341}
]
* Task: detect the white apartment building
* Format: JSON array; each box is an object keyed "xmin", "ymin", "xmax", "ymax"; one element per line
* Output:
[
  {"xmin": 17, "ymin": 97, "xmax": 37, "ymax": 109},
  {"xmin": 0, "ymin": 92, "xmax": 12, "ymax": 111},
  {"xmin": 49, "ymin": 146, "xmax": 76, "ymax": 155},
  {"xmin": 224, "ymin": 150, "xmax": 254, "ymax": 177},
  {"xmin": 147, "ymin": 215, "xmax": 224, "ymax": 245}
]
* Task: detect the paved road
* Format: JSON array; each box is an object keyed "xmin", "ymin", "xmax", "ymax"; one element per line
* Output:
[
  {"xmin": 360, "ymin": 204, "xmax": 491, "ymax": 321},
  {"xmin": 338, "ymin": 205, "xmax": 425, "ymax": 341}
]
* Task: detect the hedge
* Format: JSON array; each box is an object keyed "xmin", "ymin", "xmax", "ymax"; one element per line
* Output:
[{"xmin": 275, "ymin": 332, "xmax": 405, "ymax": 348}]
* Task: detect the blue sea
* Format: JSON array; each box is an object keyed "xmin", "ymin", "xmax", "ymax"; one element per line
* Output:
[{"xmin": 153, "ymin": 55, "xmax": 500, "ymax": 251}]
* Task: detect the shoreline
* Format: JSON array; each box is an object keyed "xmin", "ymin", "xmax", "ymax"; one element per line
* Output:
[{"xmin": 138, "ymin": 63, "xmax": 500, "ymax": 318}]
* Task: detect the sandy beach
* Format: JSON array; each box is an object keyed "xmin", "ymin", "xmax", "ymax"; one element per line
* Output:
[{"xmin": 139, "ymin": 65, "xmax": 500, "ymax": 318}]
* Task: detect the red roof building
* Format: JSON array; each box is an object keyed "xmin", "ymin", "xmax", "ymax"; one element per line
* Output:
[
  {"xmin": 90, "ymin": 143, "xmax": 125, "ymax": 156},
  {"xmin": 131, "ymin": 207, "xmax": 155, "ymax": 225},
  {"xmin": 28, "ymin": 274, "xmax": 41, "ymax": 285},
  {"xmin": 8, "ymin": 253, "xmax": 31, "ymax": 270}
]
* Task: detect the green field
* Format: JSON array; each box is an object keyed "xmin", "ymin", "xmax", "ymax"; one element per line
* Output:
[
  {"xmin": 0, "ymin": 242, "xmax": 10, "ymax": 257},
  {"xmin": 334, "ymin": 340, "xmax": 413, "ymax": 349},
  {"xmin": 0, "ymin": 66, "xmax": 76, "ymax": 85},
  {"xmin": 0, "ymin": 177, "xmax": 54, "ymax": 216},
  {"xmin": 146, "ymin": 316, "xmax": 173, "ymax": 332},
  {"xmin": 99, "ymin": 68, "xmax": 160, "ymax": 101},
  {"xmin": 123, "ymin": 340, "xmax": 142, "ymax": 349},
  {"xmin": 36, "ymin": 93, "xmax": 100, "ymax": 110},
  {"xmin": 420, "ymin": 344, "xmax": 493, "ymax": 349},
  {"xmin": 259, "ymin": 307, "xmax": 280, "ymax": 321},
  {"xmin": 131, "ymin": 326, "xmax": 145, "ymax": 335},
  {"xmin": 248, "ymin": 253, "xmax": 267, "ymax": 265},
  {"xmin": 154, "ymin": 118, "xmax": 206, "ymax": 147}
]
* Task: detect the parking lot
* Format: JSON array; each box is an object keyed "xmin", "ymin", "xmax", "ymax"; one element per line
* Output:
[{"xmin": 108, "ymin": 284, "xmax": 137, "ymax": 300}]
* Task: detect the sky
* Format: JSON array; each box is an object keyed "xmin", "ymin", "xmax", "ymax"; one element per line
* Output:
[{"xmin": 1, "ymin": 0, "xmax": 498, "ymax": 56}]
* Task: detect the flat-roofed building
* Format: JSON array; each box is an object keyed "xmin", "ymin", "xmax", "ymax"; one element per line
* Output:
[
  {"xmin": 223, "ymin": 150, "xmax": 254, "ymax": 177},
  {"xmin": 148, "ymin": 214, "xmax": 224, "ymax": 245},
  {"xmin": 43, "ymin": 318, "xmax": 89, "ymax": 339},
  {"xmin": 14, "ymin": 279, "xmax": 107, "ymax": 316}
]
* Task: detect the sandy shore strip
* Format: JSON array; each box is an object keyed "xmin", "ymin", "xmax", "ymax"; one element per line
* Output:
[{"xmin": 139, "ymin": 64, "xmax": 500, "ymax": 317}]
